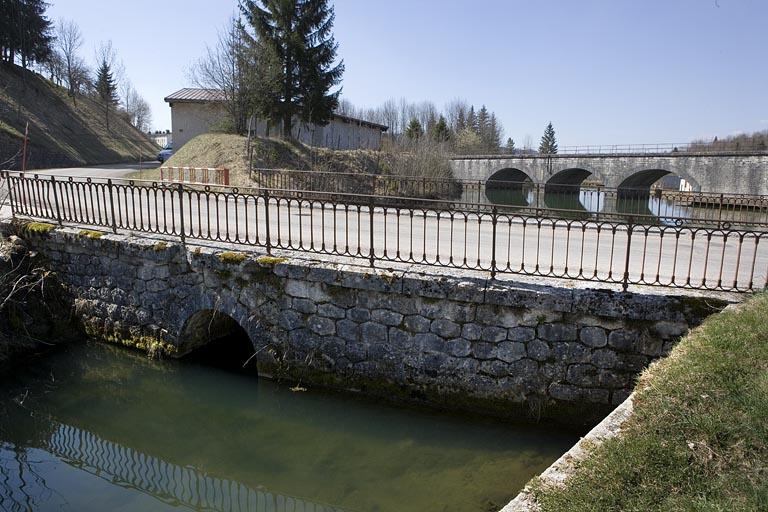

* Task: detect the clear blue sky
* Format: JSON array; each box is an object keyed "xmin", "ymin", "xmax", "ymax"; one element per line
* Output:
[{"xmin": 48, "ymin": 0, "xmax": 768, "ymax": 145}]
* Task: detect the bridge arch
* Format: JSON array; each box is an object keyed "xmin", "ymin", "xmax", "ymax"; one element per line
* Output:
[
  {"xmin": 485, "ymin": 168, "xmax": 534, "ymax": 206},
  {"xmin": 617, "ymin": 169, "xmax": 701, "ymax": 193},
  {"xmin": 543, "ymin": 168, "xmax": 600, "ymax": 213},
  {"xmin": 179, "ymin": 309, "xmax": 257, "ymax": 372}
]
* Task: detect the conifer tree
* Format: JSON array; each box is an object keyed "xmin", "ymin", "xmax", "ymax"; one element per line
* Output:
[
  {"xmin": 0, "ymin": 0, "xmax": 53, "ymax": 67},
  {"xmin": 539, "ymin": 122, "xmax": 558, "ymax": 154},
  {"xmin": 95, "ymin": 59, "xmax": 118, "ymax": 130},
  {"xmin": 431, "ymin": 115, "xmax": 451, "ymax": 143},
  {"xmin": 477, "ymin": 105, "xmax": 490, "ymax": 140},
  {"xmin": 240, "ymin": 0, "xmax": 344, "ymax": 139},
  {"xmin": 405, "ymin": 117, "xmax": 423, "ymax": 141},
  {"xmin": 456, "ymin": 107, "xmax": 466, "ymax": 132},
  {"xmin": 506, "ymin": 137, "xmax": 515, "ymax": 154},
  {"xmin": 466, "ymin": 106, "xmax": 477, "ymax": 134},
  {"xmin": 487, "ymin": 113, "xmax": 502, "ymax": 152}
]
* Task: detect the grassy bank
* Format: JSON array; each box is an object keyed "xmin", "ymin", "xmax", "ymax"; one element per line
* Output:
[{"xmin": 533, "ymin": 293, "xmax": 768, "ymax": 511}]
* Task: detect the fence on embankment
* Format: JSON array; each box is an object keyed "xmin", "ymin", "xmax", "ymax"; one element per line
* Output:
[{"xmin": 2, "ymin": 171, "xmax": 767, "ymax": 293}]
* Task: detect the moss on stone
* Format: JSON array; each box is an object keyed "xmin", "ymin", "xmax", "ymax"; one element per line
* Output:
[
  {"xmin": 152, "ymin": 241, "xmax": 169, "ymax": 252},
  {"xmin": 78, "ymin": 229, "xmax": 104, "ymax": 239},
  {"xmin": 22, "ymin": 221, "xmax": 56, "ymax": 235},
  {"xmin": 218, "ymin": 251, "xmax": 248, "ymax": 264},
  {"xmin": 256, "ymin": 255, "xmax": 288, "ymax": 266},
  {"xmin": 84, "ymin": 322, "xmax": 178, "ymax": 359}
]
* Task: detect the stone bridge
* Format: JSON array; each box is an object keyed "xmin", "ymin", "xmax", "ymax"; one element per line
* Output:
[
  {"xmin": 450, "ymin": 153, "xmax": 768, "ymax": 195},
  {"xmin": 15, "ymin": 223, "xmax": 729, "ymax": 424}
]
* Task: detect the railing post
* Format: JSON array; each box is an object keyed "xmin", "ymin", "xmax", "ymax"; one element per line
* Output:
[
  {"xmin": 5, "ymin": 172, "xmax": 16, "ymax": 219},
  {"xmin": 368, "ymin": 195, "xmax": 376, "ymax": 267},
  {"xmin": 177, "ymin": 183, "xmax": 186, "ymax": 244},
  {"xmin": 107, "ymin": 179, "xmax": 117, "ymax": 233},
  {"xmin": 490, "ymin": 206, "xmax": 498, "ymax": 279},
  {"xmin": 717, "ymin": 193, "xmax": 724, "ymax": 228},
  {"xmin": 50, "ymin": 175, "xmax": 63, "ymax": 225},
  {"xmin": 622, "ymin": 216, "xmax": 634, "ymax": 292},
  {"xmin": 264, "ymin": 187, "xmax": 272, "ymax": 255}
]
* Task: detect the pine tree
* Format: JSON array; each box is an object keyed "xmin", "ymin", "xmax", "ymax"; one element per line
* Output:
[
  {"xmin": 0, "ymin": 0, "xmax": 53, "ymax": 67},
  {"xmin": 539, "ymin": 122, "xmax": 558, "ymax": 154},
  {"xmin": 95, "ymin": 60, "xmax": 118, "ymax": 130},
  {"xmin": 431, "ymin": 115, "xmax": 451, "ymax": 143},
  {"xmin": 240, "ymin": 0, "xmax": 345, "ymax": 139},
  {"xmin": 487, "ymin": 113, "xmax": 502, "ymax": 152},
  {"xmin": 456, "ymin": 107, "xmax": 466, "ymax": 132},
  {"xmin": 477, "ymin": 105, "xmax": 490, "ymax": 141},
  {"xmin": 505, "ymin": 137, "xmax": 515, "ymax": 154},
  {"xmin": 466, "ymin": 106, "xmax": 477, "ymax": 134},
  {"xmin": 405, "ymin": 117, "xmax": 423, "ymax": 141}
]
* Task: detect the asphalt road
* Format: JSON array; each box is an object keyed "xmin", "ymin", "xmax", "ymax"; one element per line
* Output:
[{"xmin": 5, "ymin": 166, "xmax": 768, "ymax": 292}]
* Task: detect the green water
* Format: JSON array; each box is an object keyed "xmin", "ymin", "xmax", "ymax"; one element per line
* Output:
[{"xmin": 0, "ymin": 342, "xmax": 577, "ymax": 512}]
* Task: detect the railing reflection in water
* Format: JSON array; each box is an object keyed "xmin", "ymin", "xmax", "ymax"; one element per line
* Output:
[{"xmin": 0, "ymin": 421, "xmax": 345, "ymax": 512}]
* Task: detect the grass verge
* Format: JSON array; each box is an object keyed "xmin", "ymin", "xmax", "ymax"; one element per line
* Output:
[{"xmin": 533, "ymin": 293, "xmax": 768, "ymax": 511}]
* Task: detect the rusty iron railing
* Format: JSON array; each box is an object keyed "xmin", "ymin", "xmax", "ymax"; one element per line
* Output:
[{"xmin": 3, "ymin": 171, "xmax": 767, "ymax": 293}]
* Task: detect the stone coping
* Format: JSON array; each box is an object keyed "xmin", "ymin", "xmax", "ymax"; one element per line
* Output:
[{"xmin": 500, "ymin": 392, "xmax": 636, "ymax": 511}]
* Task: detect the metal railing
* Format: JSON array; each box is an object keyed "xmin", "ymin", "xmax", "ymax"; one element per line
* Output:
[
  {"xmin": 4, "ymin": 171, "xmax": 767, "ymax": 293},
  {"xmin": 160, "ymin": 166, "xmax": 230, "ymax": 185},
  {"xmin": 251, "ymin": 168, "xmax": 768, "ymax": 228},
  {"xmin": 451, "ymin": 141, "xmax": 768, "ymax": 157}
]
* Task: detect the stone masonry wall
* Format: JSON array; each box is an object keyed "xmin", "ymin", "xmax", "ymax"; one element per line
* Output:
[{"xmin": 16, "ymin": 224, "xmax": 728, "ymax": 423}]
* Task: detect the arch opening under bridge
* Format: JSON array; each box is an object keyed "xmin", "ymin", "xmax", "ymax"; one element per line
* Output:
[
  {"xmin": 616, "ymin": 169, "xmax": 701, "ymax": 220},
  {"xmin": 179, "ymin": 309, "xmax": 257, "ymax": 374},
  {"xmin": 484, "ymin": 168, "xmax": 534, "ymax": 207},
  {"xmin": 544, "ymin": 168, "xmax": 604, "ymax": 214}
]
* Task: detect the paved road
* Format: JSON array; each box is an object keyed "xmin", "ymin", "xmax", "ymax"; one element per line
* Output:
[
  {"xmin": 27, "ymin": 162, "xmax": 159, "ymax": 181},
  {"xmin": 5, "ymin": 168, "xmax": 768, "ymax": 292}
]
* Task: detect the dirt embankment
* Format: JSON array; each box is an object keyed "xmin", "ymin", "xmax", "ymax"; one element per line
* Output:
[
  {"xmin": 0, "ymin": 63, "xmax": 157, "ymax": 170},
  {"xmin": 152, "ymin": 133, "xmax": 457, "ymax": 200}
]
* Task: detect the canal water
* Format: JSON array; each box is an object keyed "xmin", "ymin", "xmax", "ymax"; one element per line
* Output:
[
  {"xmin": 485, "ymin": 186, "xmax": 767, "ymax": 226},
  {"xmin": 0, "ymin": 342, "xmax": 578, "ymax": 512}
]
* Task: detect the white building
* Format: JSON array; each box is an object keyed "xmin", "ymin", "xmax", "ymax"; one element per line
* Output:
[{"xmin": 164, "ymin": 88, "xmax": 388, "ymax": 151}]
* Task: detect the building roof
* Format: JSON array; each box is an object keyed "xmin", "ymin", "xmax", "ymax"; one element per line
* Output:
[
  {"xmin": 164, "ymin": 88, "xmax": 226, "ymax": 103},
  {"xmin": 164, "ymin": 88, "xmax": 388, "ymax": 131},
  {"xmin": 333, "ymin": 112, "xmax": 388, "ymax": 131}
]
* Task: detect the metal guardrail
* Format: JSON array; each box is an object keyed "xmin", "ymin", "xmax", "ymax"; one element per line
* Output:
[
  {"xmin": 160, "ymin": 166, "xmax": 230, "ymax": 186},
  {"xmin": 4, "ymin": 171, "xmax": 767, "ymax": 293},
  {"xmin": 451, "ymin": 141, "xmax": 768, "ymax": 157},
  {"xmin": 251, "ymin": 168, "xmax": 768, "ymax": 228}
]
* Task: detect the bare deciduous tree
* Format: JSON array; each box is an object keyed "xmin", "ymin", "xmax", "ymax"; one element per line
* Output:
[
  {"xmin": 188, "ymin": 17, "xmax": 251, "ymax": 134},
  {"xmin": 55, "ymin": 18, "xmax": 88, "ymax": 104},
  {"xmin": 122, "ymin": 81, "xmax": 152, "ymax": 132}
]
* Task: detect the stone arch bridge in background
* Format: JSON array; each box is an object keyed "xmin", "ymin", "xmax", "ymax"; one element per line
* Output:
[{"xmin": 450, "ymin": 152, "xmax": 768, "ymax": 199}]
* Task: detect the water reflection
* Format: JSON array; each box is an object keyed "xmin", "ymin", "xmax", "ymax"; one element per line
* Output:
[
  {"xmin": 484, "ymin": 183, "xmax": 768, "ymax": 226},
  {"xmin": 0, "ymin": 342, "xmax": 577, "ymax": 512},
  {"xmin": 0, "ymin": 423, "xmax": 343, "ymax": 512}
]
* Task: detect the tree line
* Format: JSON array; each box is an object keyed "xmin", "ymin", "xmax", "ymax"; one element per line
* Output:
[
  {"xmin": 0, "ymin": 0, "xmax": 153, "ymax": 132},
  {"xmin": 689, "ymin": 130, "xmax": 768, "ymax": 152}
]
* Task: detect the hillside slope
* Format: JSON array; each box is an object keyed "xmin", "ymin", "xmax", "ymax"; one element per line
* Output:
[
  {"xmin": 159, "ymin": 133, "xmax": 453, "ymax": 193},
  {"xmin": 162, "ymin": 133, "xmax": 384, "ymax": 186},
  {"xmin": 0, "ymin": 63, "xmax": 157, "ymax": 170}
]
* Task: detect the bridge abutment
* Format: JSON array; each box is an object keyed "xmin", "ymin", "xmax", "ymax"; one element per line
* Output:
[{"xmin": 15, "ymin": 223, "xmax": 729, "ymax": 424}]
